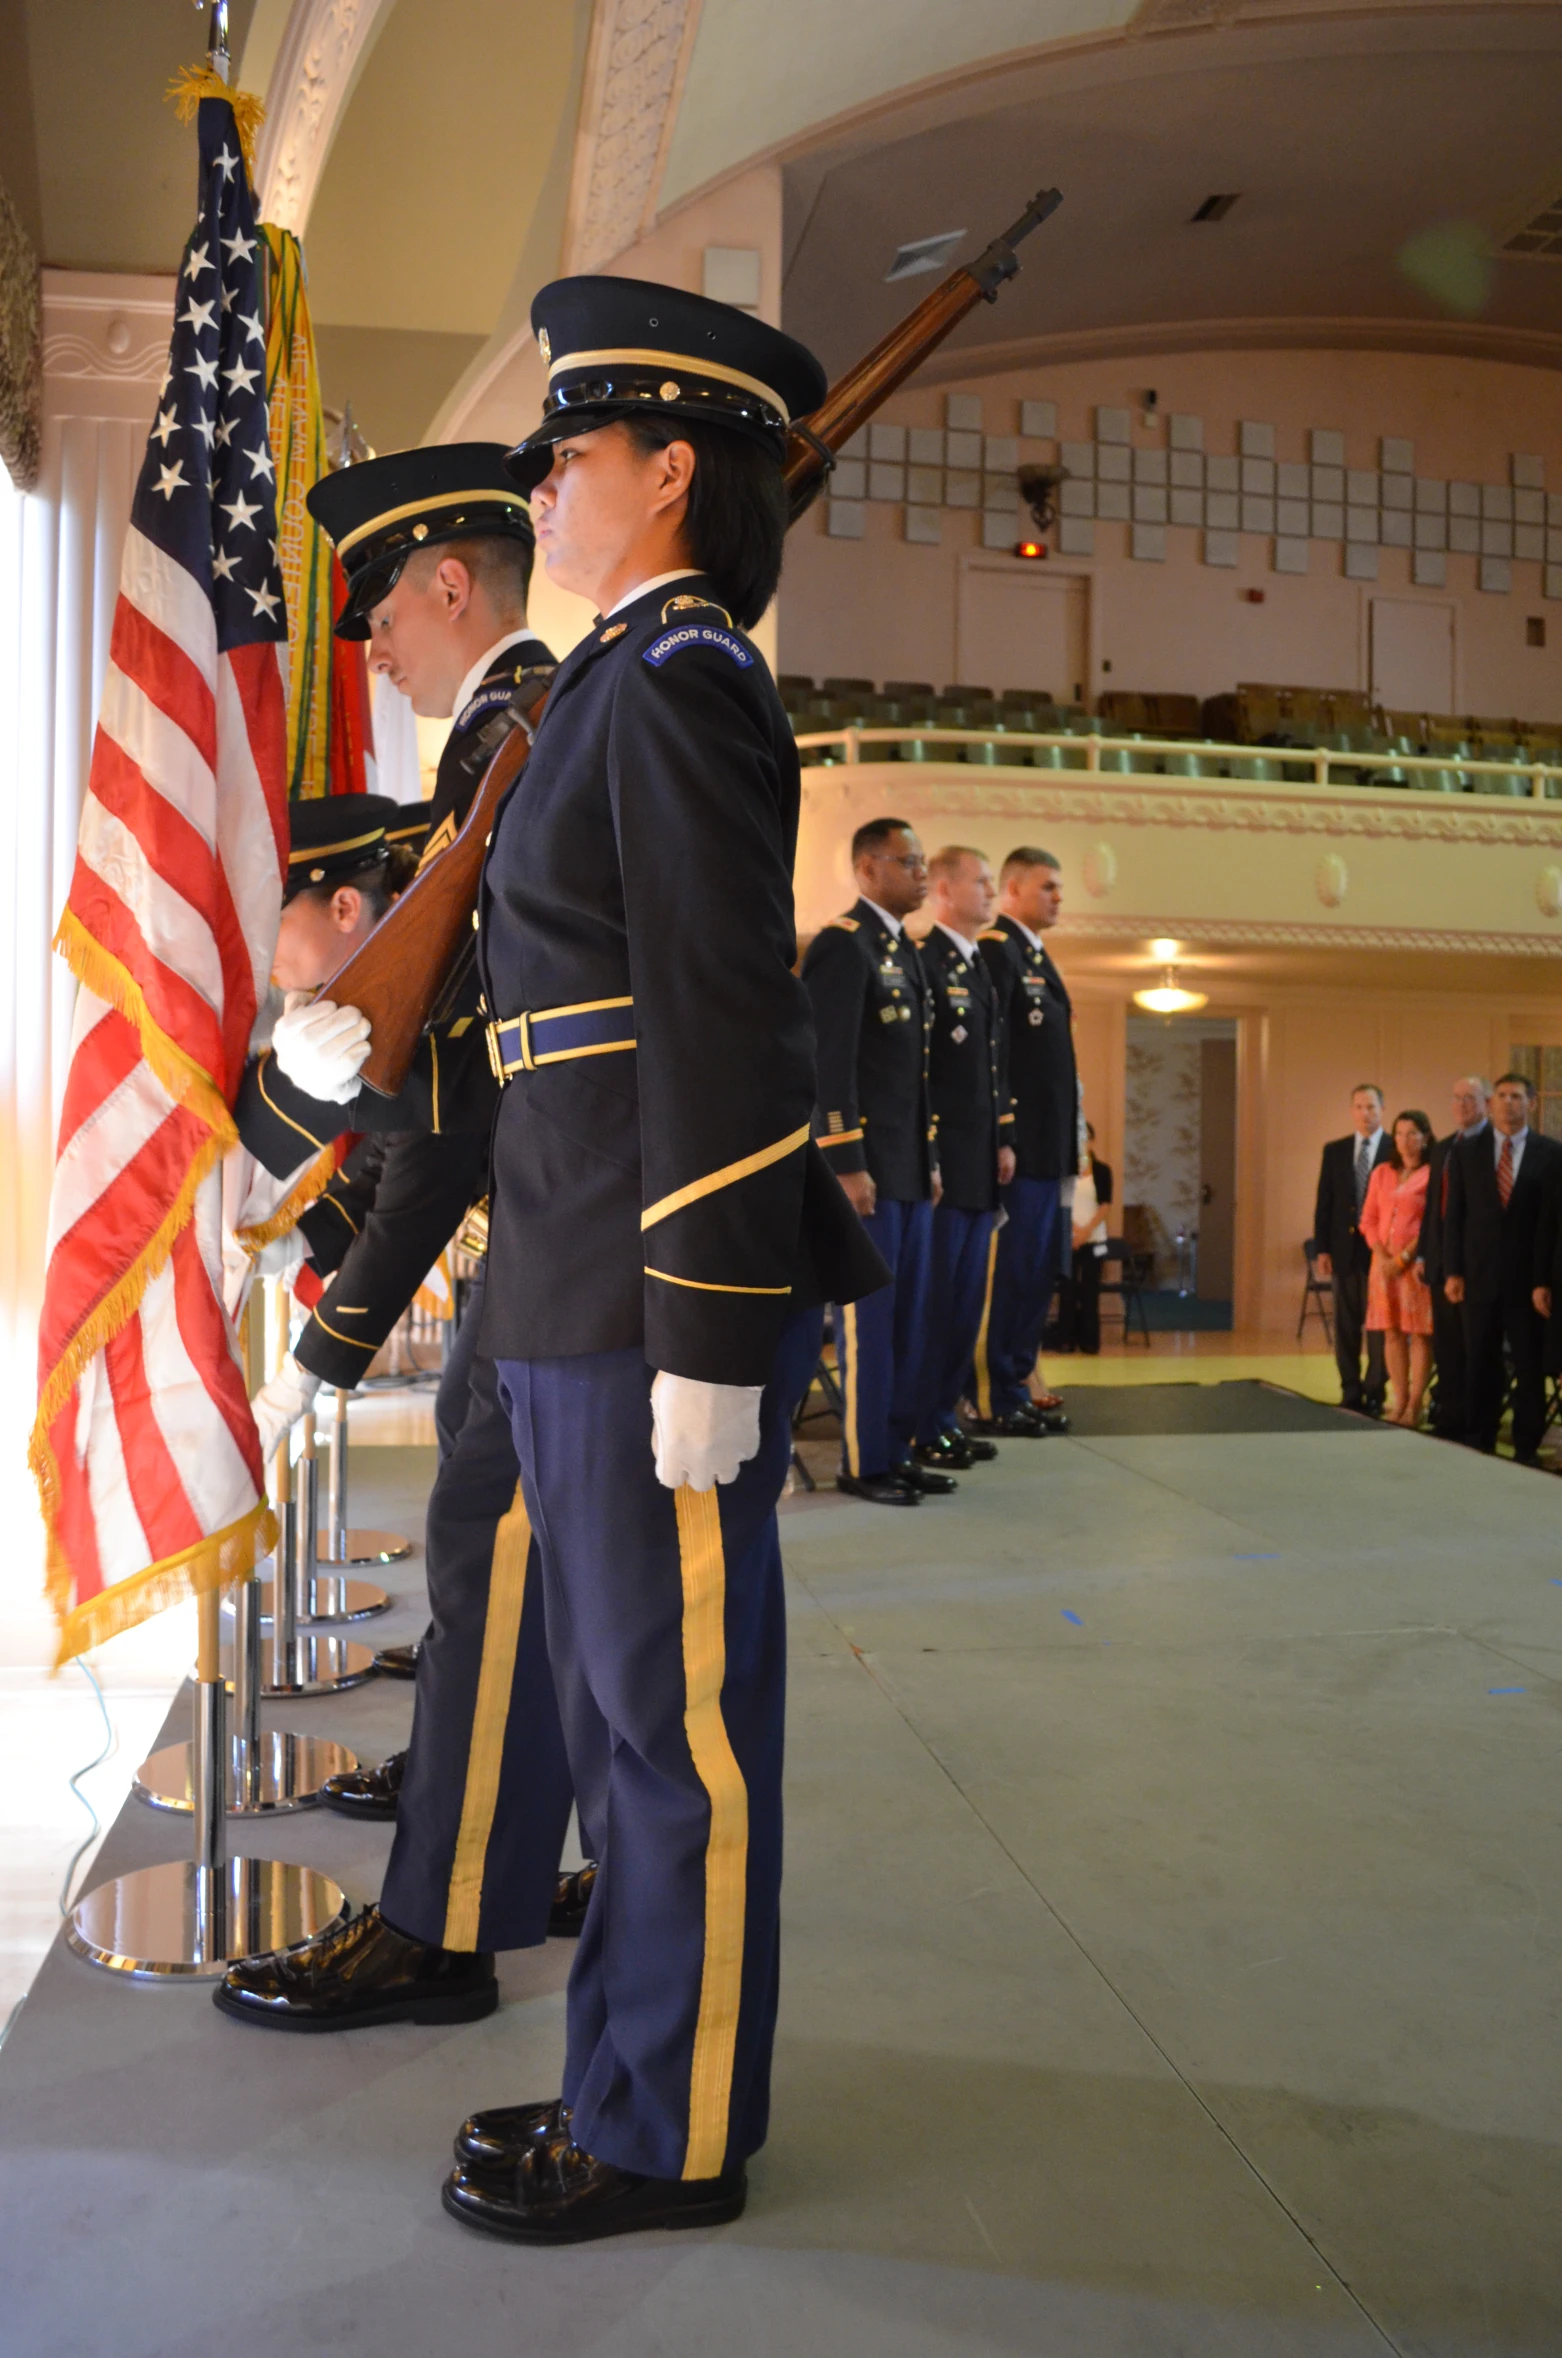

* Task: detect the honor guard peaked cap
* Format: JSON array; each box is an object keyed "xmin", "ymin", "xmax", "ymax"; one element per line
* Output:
[
  {"xmin": 504, "ymin": 276, "xmax": 827, "ymax": 492},
  {"xmin": 307, "ymin": 443, "xmax": 535, "ymax": 639},
  {"xmin": 284, "ymin": 791, "xmax": 401, "ymax": 902}
]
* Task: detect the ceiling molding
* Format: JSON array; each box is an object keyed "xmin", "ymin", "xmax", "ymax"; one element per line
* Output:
[
  {"xmin": 1056, "ymin": 912, "xmax": 1562, "ymax": 956},
  {"xmin": 561, "ymin": 0, "xmax": 705, "ymax": 275},
  {"xmin": 904, "ymin": 315, "xmax": 1562, "ymax": 385},
  {"xmin": 253, "ymin": 0, "xmax": 394, "ymax": 238}
]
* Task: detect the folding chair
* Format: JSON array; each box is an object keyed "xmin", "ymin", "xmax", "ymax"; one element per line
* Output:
[
  {"xmin": 1298, "ymin": 1240, "xmax": 1334, "ymax": 1344},
  {"xmin": 1099, "ymin": 1237, "xmax": 1152, "ymax": 1344}
]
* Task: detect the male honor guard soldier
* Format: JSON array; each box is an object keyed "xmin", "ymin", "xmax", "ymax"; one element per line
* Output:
[
  {"xmin": 437, "ymin": 276, "xmax": 883, "ymax": 2242},
  {"xmin": 801, "ymin": 818, "xmax": 954, "ymax": 1506},
  {"xmin": 911, "ymin": 846, "xmax": 1013, "ymax": 1473},
  {"xmin": 970, "ymin": 846, "xmax": 1077, "ymax": 1435},
  {"xmin": 217, "ymin": 453, "xmax": 593, "ymax": 2018}
]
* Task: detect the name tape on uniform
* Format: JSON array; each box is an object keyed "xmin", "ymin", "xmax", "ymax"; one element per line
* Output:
[{"xmin": 642, "ymin": 624, "xmax": 754, "ymax": 671}]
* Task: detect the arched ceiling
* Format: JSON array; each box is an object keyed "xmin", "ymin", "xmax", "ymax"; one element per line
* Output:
[{"xmin": 7, "ymin": 0, "xmax": 1562, "ymax": 452}]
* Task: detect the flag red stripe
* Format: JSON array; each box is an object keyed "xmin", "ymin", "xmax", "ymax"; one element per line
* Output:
[
  {"xmin": 170, "ymin": 1218, "xmax": 263, "ymax": 1484},
  {"xmin": 55, "ymin": 1005, "xmax": 145, "ymax": 1161},
  {"xmin": 63, "ymin": 859, "xmax": 227, "ymax": 1086},
  {"xmin": 38, "ymin": 1103, "xmax": 213, "ymax": 1372},
  {"xmin": 109, "ymin": 597, "xmax": 217, "ymax": 771},
  {"xmin": 104, "ymin": 1314, "xmax": 204, "ymax": 1560},
  {"xmin": 228, "ymin": 640, "xmax": 290, "ymax": 865}
]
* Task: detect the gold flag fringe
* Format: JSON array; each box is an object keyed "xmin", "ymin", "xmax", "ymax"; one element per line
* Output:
[
  {"xmin": 165, "ymin": 66, "xmax": 266, "ymax": 179},
  {"xmin": 238, "ymin": 1142, "xmax": 339, "ymax": 1252},
  {"xmin": 55, "ymin": 910, "xmax": 236, "ymax": 1143},
  {"xmin": 50, "ymin": 1501, "xmax": 278, "ymax": 1669}
]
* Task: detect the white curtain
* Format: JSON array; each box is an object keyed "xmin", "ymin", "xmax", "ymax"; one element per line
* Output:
[{"xmin": 0, "ymin": 272, "xmax": 171, "ymax": 1653}]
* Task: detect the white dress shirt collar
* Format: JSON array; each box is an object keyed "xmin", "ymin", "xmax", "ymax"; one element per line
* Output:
[
  {"xmin": 453, "ymin": 629, "xmax": 535, "ymax": 726},
  {"xmin": 935, "ymin": 920, "xmax": 979, "ymax": 963},
  {"xmin": 605, "ymin": 567, "xmax": 701, "ymax": 620},
  {"xmin": 1006, "ymin": 914, "xmax": 1043, "ymax": 951},
  {"xmin": 861, "ymin": 896, "xmax": 902, "ymax": 938}
]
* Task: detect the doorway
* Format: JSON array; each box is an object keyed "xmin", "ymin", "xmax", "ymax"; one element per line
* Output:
[
  {"xmin": 1369, "ymin": 597, "xmax": 1455, "ymax": 715},
  {"xmin": 1123, "ymin": 1014, "xmax": 1239, "ymax": 1327},
  {"xmin": 956, "ymin": 563, "xmax": 1089, "ymax": 703}
]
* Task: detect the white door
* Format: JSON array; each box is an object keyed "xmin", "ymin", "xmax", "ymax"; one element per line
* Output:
[
  {"xmin": 1369, "ymin": 597, "xmax": 1455, "ymax": 715},
  {"xmin": 956, "ymin": 565, "xmax": 1089, "ymax": 703}
]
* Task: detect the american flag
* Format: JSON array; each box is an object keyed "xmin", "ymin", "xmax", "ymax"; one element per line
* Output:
[{"xmin": 31, "ymin": 94, "xmax": 288, "ymax": 1663}]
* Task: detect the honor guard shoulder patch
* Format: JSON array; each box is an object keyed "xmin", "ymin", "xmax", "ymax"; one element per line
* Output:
[
  {"xmin": 453, "ymin": 680, "xmax": 524, "ymax": 734},
  {"xmin": 642, "ymin": 622, "xmax": 753, "ymax": 670}
]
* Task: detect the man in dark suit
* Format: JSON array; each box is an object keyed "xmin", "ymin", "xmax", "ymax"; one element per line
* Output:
[
  {"xmin": 1415, "ymin": 1076, "xmax": 1491, "ymax": 1440},
  {"xmin": 912, "ymin": 845, "xmax": 1012, "ymax": 1472},
  {"xmin": 801, "ymin": 817, "xmax": 950, "ymax": 1505},
  {"xmin": 1444, "ymin": 1071, "xmax": 1562, "ymax": 1462},
  {"xmin": 1312, "ymin": 1084, "xmax": 1394, "ymax": 1412}
]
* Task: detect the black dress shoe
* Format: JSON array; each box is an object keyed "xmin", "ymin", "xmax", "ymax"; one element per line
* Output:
[
  {"xmin": 212, "ymin": 1905, "xmax": 496, "ymax": 2032},
  {"xmin": 894, "ymin": 1459, "xmax": 957, "ymax": 1495},
  {"xmin": 455, "ymin": 2097, "xmax": 570, "ymax": 2171},
  {"xmin": 913, "ymin": 1433, "xmax": 975, "ymax": 1470},
  {"xmin": 966, "ymin": 1409, "xmax": 1050, "ymax": 1438},
  {"xmin": 372, "ymin": 1641, "xmax": 420, "ymax": 1679},
  {"xmin": 548, "ymin": 1862, "xmax": 597, "ymax": 1938},
  {"xmin": 319, "ymin": 1748, "xmax": 405, "ymax": 1820},
  {"xmin": 836, "ymin": 1469, "xmax": 922, "ymax": 1506},
  {"xmin": 442, "ymin": 2134, "xmax": 747, "ymax": 2245},
  {"xmin": 960, "ymin": 1433, "xmax": 998, "ymax": 1461}
]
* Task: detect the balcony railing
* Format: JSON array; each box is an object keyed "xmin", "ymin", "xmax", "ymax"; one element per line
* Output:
[{"xmin": 793, "ymin": 727, "xmax": 1562, "ymax": 799}]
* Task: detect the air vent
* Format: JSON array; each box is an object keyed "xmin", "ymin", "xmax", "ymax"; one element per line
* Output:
[
  {"xmin": 1503, "ymin": 195, "xmax": 1562, "ymax": 258},
  {"xmin": 884, "ymin": 231, "xmax": 966, "ymax": 284},
  {"xmin": 1190, "ymin": 193, "xmax": 1241, "ymax": 223}
]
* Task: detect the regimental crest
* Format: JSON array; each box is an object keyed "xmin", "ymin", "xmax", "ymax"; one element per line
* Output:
[{"xmin": 662, "ymin": 592, "xmax": 733, "ymax": 626}]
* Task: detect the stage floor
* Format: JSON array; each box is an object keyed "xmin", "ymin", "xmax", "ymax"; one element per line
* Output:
[{"xmin": 2, "ymin": 1396, "xmax": 1559, "ymax": 2356}]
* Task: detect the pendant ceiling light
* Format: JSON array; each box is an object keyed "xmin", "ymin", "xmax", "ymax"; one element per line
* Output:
[{"xmin": 1132, "ymin": 962, "xmax": 1209, "ymax": 1015}]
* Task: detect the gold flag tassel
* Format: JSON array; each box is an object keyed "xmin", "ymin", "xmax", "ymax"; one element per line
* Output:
[{"xmin": 165, "ymin": 64, "xmax": 266, "ymax": 178}]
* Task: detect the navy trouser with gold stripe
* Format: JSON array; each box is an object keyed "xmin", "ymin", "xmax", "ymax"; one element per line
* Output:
[
  {"xmin": 972, "ymin": 1174, "xmax": 1062, "ymax": 1418},
  {"xmin": 833, "ymin": 1196, "xmax": 933, "ymax": 1479},
  {"xmin": 379, "ymin": 1329, "xmax": 579, "ymax": 1955},
  {"xmin": 917, "ymin": 1203, "xmax": 998, "ymax": 1442},
  {"xmin": 496, "ymin": 1307, "xmax": 819, "ymax": 2183}
]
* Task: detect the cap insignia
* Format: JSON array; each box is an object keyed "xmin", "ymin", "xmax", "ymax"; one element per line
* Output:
[
  {"xmin": 659, "ymin": 379, "xmax": 681, "ymax": 401},
  {"xmin": 412, "ymin": 522, "xmax": 429, "ymax": 540},
  {"xmin": 538, "ymin": 327, "xmax": 551, "ymax": 365},
  {"xmin": 309, "ymin": 866, "xmax": 325, "ymax": 882}
]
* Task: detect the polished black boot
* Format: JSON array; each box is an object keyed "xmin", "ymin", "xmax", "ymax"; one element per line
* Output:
[
  {"xmin": 212, "ymin": 1905, "xmax": 496, "ymax": 2032},
  {"xmin": 442, "ymin": 2131, "xmax": 747, "ymax": 2245},
  {"xmin": 966, "ymin": 1406, "xmax": 1051, "ymax": 1438},
  {"xmin": 913, "ymin": 1432, "xmax": 975, "ymax": 1471},
  {"xmin": 319, "ymin": 1747, "xmax": 405, "ymax": 1820},
  {"xmin": 548, "ymin": 1861, "xmax": 597, "ymax": 1938},
  {"xmin": 454, "ymin": 2096, "xmax": 570, "ymax": 2172},
  {"xmin": 372, "ymin": 1641, "xmax": 420, "ymax": 1679},
  {"xmin": 837, "ymin": 1469, "xmax": 922, "ymax": 1506},
  {"xmin": 893, "ymin": 1459, "xmax": 957, "ymax": 1495}
]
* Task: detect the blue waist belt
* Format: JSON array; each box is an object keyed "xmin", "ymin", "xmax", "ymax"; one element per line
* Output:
[{"xmin": 486, "ymin": 996, "xmax": 636, "ymax": 1080}]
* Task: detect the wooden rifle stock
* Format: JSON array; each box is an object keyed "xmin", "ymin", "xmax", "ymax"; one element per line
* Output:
[{"xmin": 316, "ymin": 184, "xmax": 1061, "ymax": 1094}]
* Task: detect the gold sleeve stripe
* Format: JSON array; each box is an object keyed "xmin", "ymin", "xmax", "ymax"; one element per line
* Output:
[
  {"xmin": 256, "ymin": 1054, "xmax": 329, "ymax": 1151},
  {"xmin": 818, "ymin": 1129, "xmax": 863, "ymax": 1149},
  {"xmin": 309, "ymin": 1312, "xmax": 378, "ymax": 1353},
  {"xmin": 430, "ymin": 1031, "xmax": 441, "ymax": 1133},
  {"xmin": 319, "ymin": 1194, "xmax": 360, "ymax": 1233},
  {"xmin": 646, "ymin": 1268, "xmax": 791, "ymax": 1296},
  {"xmin": 641, "ymin": 1122, "xmax": 810, "ymax": 1233}
]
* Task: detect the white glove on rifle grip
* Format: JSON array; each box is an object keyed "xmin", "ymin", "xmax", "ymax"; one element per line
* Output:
[
  {"xmin": 252, "ymin": 1353, "xmax": 321, "ymax": 1461},
  {"xmin": 272, "ymin": 996, "xmax": 372, "ymax": 1105},
  {"xmin": 650, "ymin": 1372, "xmax": 764, "ymax": 1492}
]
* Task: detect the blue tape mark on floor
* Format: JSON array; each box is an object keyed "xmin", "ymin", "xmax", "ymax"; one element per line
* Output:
[
  {"xmin": 1235, "ymin": 1552, "xmax": 1281, "ymax": 1560},
  {"xmin": 1061, "ymin": 1610, "xmax": 1083, "ymax": 1626},
  {"xmin": 1489, "ymin": 1686, "xmax": 1526, "ymax": 1695}
]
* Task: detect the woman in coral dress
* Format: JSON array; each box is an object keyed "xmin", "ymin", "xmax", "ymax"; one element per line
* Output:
[{"xmin": 1360, "ymin": 1110, "xmax": 1434, "ymax": 1426}]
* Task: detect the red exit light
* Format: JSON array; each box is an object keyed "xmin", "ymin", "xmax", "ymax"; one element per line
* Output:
[{"xmin": 1014, "ymin": 540, "xmax": 1047, "ymax": 560}]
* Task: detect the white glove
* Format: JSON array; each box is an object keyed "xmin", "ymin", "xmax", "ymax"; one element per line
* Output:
[
  {"xmin": 650, "ymin": 1372, "xmax": 763, "ymax": 1492},
  {"xmin": 252, "ymin": 1353, "xmax": 321, "ymax": 1460},
  {"xmin": 272, "ymin": 995, "xmax": 371, "ymax": 1104},
  {"xmin": 249, "ymin": 1229, "xmax": 307, "ymax": 1280}
]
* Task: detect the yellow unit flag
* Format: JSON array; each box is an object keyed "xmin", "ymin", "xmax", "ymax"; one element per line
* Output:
[{"xmin": 263, "ymin": 225, "xmax": 335, "ymax": 799}]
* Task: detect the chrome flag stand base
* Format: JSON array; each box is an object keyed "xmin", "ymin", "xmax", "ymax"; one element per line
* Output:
[
  {"xmin": 238, "ymin": 1573, "xmax": 390, "ymax": 1626},
  {"xmin": 70, "ymin": 1593, "xmax": 349, "ymax": 1979},
  {"xmin": 316, "ymin": 1387, "xmax": 410, "ymax": 1571},
  {"xmin": 134, "ymin": 1577, "xmax": 357, "ymax": 1815},
  {"xmin": 259, "ymin": 1415, "xmax": 378, "ymax": 1698}
]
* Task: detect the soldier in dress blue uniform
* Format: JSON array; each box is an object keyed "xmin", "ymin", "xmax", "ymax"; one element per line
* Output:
[
  {"xmin": 911, "ymin": 847, "xmax": 1014, "ymax": 1472},
  {"xmin": 971, "ymin": 847, "xmax": 1079, "ymax": 1435},
  {"xmin": 218, "ymin": 453, "xmax": 596, "ymax": 2026},
  {"xmin": 800, "ymin": 818, "xmax": 955, "ymax": 1506},
  {"xmin": 410, "ymin": 278, "xmax": 886, "ymax": 2244}
]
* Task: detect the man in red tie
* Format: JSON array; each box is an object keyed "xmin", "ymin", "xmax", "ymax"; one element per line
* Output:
[{"xmin": 1443, "ymin": 1072, "xmax": 1562, "ymax": 1463}]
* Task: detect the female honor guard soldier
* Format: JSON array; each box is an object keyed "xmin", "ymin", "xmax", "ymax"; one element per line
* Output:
[{"xmin": 436, "ymin": 277, "xmax": 886, "ymax": 2245}]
